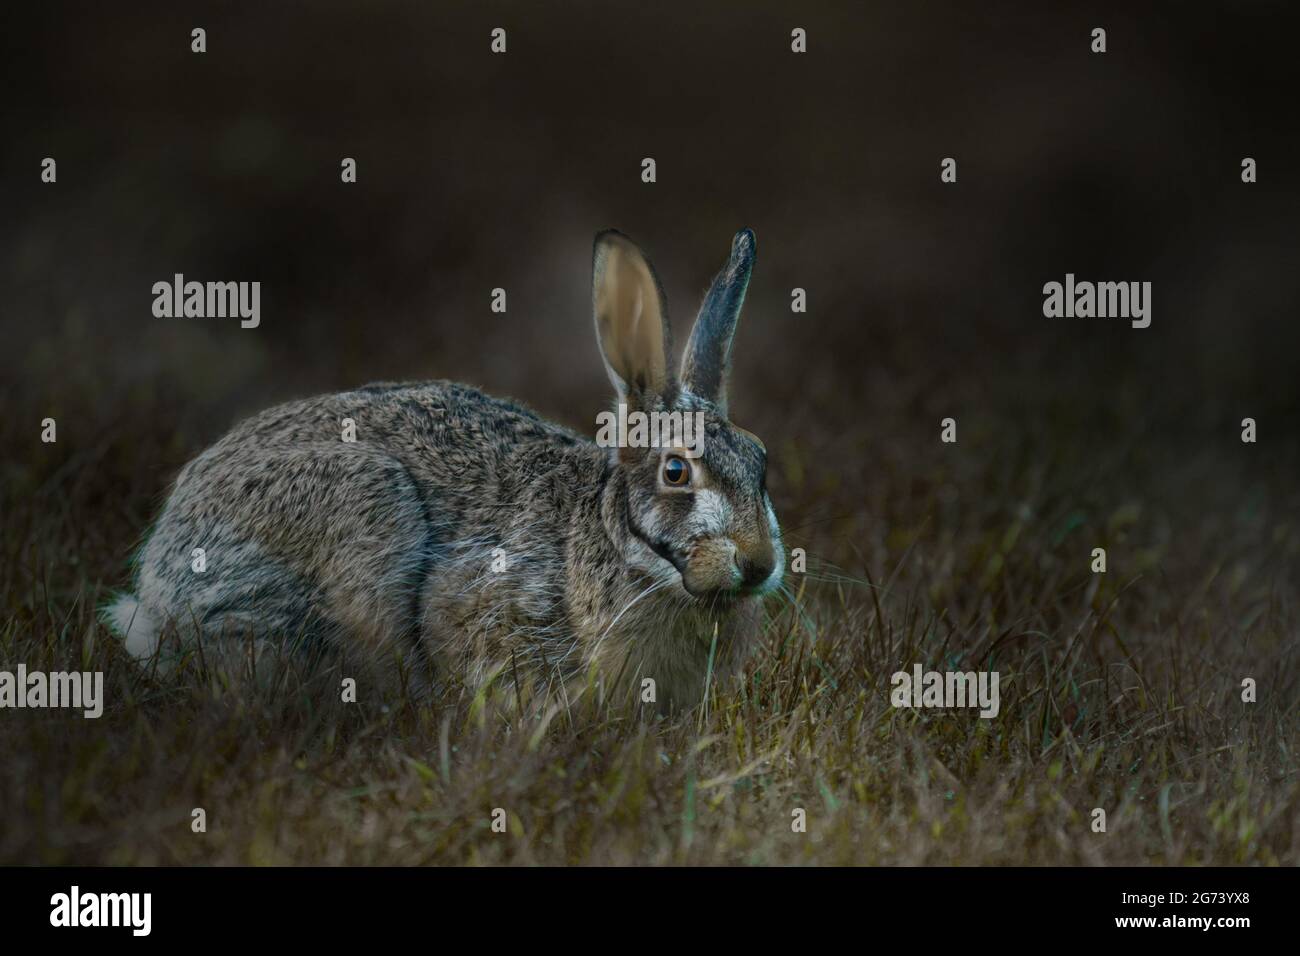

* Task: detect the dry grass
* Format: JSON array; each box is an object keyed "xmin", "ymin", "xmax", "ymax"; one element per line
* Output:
[
  {"xmin": 3, "ymin": 363, "xmax": 1297, "ymax": 867},
  {"xmin": 4, "ymin": 0, "xmax": 1299, "ymax": 870}
]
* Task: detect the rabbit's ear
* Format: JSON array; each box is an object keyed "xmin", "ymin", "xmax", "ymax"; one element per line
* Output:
[
  {"xmin": 680, "ymin": 228, "xmax": 755, "ymax": 415},
  {"xmin": 593, "ymin": 230, "xmax": 674, "ymax": 407}
]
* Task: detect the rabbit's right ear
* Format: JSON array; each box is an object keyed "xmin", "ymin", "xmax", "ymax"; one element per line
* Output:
[
  {"xmin": 592, "ymin": 230, "xmax": 674, "ymax": 408},
  {"xmin": 680, "ymin": 228, "xmax": 754, "ymax": 416}
]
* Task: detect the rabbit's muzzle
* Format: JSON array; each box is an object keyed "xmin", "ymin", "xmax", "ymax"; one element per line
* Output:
[{"xmin": 681, "ymin": 536, "xmax": 777, "ymax": 599}]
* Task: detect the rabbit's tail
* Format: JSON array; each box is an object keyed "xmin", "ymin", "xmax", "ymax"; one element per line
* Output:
[{"xmin": 101, "ymin": 592, "xmax": 162, "ymax": 662}]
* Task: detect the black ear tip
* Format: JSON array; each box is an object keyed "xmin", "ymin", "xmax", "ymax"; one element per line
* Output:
[{"xmin": 731, "ymin": 228, "xmax": 756, "ymax": 260}]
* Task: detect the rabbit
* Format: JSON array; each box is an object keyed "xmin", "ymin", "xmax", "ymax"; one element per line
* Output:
[{"xmin": 104, "ymin": 228, "xmax": 784, "ymax": 713}]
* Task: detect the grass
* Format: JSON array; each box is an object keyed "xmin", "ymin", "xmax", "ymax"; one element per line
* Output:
[
  {"xmin": 4, "ymin": 0, "xmax": 1298, "ymax": 869},
  {"xmin": 2, "ymin": 360, "xmax": 1296, "ymax": 866}
]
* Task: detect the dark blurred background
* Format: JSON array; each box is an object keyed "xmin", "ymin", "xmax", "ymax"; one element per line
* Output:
[
  {"xmin": 3, "ymin": 0, "xmax": 1298, "ymax": 591},
  {"xmin": 3, "ymin": 1, "xmax": 1300, "ymax": 871}
]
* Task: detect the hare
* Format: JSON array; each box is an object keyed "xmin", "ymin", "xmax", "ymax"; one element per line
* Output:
[{"xmin": 104, "ymin": 229, "xmax": 783, "ymax": 712}]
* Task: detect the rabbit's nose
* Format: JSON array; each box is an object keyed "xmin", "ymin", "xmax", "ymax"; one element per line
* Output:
[{"xmin": 735, "ymin": 551, "xmax": 775, "ymax": 591}]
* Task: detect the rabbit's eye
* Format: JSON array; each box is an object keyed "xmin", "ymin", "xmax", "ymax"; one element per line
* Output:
[{"xmin": 663, "ymin": 455, "xmax": 691, "ymax": 487}]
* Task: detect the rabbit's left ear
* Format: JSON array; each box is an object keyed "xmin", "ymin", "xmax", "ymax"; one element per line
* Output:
[
  {"xmin": 593, "ymin": 230, "xmax": 674, "ymax": 408},
  {"xmin": 681, "ymin": 228, "xmax": 755, "ymax": 415}
]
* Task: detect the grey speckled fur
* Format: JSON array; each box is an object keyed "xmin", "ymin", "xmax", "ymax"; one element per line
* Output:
[{"xmin": 105, "ymin": 229, "xmax": 783, "ymax": 713}]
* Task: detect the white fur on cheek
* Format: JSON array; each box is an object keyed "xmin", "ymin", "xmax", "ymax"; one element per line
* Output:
[
  {"xmin": 761, "ymin": 495, "xmax": 785, "ymax": 593},
  {"xmin": 686, "ymin": 489, "xmax": 731, "ymax": 538}
]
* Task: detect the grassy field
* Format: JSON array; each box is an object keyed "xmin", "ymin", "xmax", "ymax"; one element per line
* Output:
[
  {"xmin": 4, "ymin": 0, "xmax": 1298, "ymax": 867},
  {"xmin": 3, "ymin": 343, "xmax": 1296, "ymax": 866}
]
